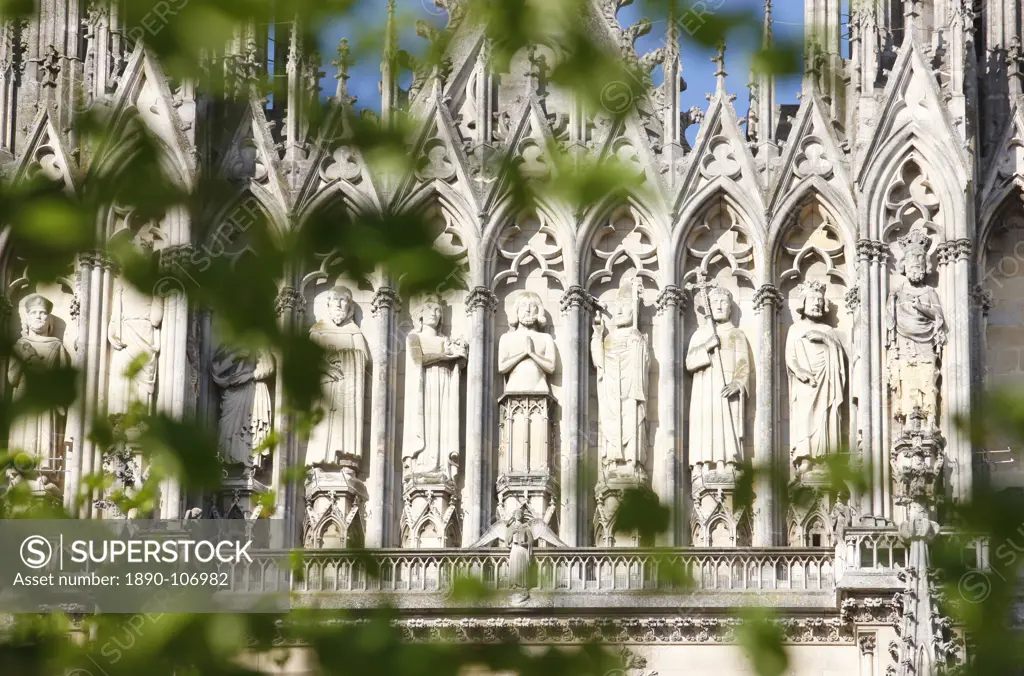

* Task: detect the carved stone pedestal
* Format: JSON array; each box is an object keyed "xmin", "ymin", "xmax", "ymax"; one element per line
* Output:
[
  {"xmin": 891, "ymin": 407, "xmax": 945, "ymax": 527},
  {"xmin": 888, "ymin": 407, "xmax": 957, "ymax": 675},
  {"xmin": 303, "ymin": 457, "xmax": 367, "ymax": 549},
  {"xmin": 207, "ymin": 463, "xmax": 268, "ymax": 520},
  {"xmin": 401, "ymin": 472, "xmax": 460, "ymax": 548},
  {"xmin": 689, "ymin": 463, "xmax": 750, "ymax": 547},
  {"xmin": 496, "ymin": 393, "xmax": 558, "ymax": 527},
  {"xmin": 787, "ymin": 468, "xmax": 854, "ymax": 548},
  {"xmin": 594, "ymin": 466, "xmax": 650, "ymax": 547}
]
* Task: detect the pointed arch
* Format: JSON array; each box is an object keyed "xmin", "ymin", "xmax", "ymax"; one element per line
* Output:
[
  {"xmin": 575, "ymin": 189, "xmax": 669, "ymax": 290},
  {"xmin": 768, "ymin": 176, "xmax": 857, "ymax": 275},
  {"xmin": 482, "ymin": 193, "xmax": 574, "ymax": 290},
  {"xmin": 672, "ymin": 180, "xmax": 768, "ymax": 286},
  {"xmin": 294, "ymin": 176, "xmax": 380, "ymax": 229},
  {"xmin": 979, "ymin": 178, "xmax": 1024, "ymax": 259},
  {"xmin": 860, "ymin": 127, "xmax": 969, "ymax": 241},
  {"xmin": 199, "ymin": 185, "xmax": 290, "ymax": 249}
]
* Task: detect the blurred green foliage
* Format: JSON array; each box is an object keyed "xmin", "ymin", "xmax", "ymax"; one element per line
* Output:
[{"xmin": 0, "ymin": 1, "xmax": 1016, "ymax": 675}]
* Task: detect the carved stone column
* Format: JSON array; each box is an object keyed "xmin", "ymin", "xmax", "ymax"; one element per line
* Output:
[
  {"xmin": 156, "ymin": 244, "xmax": 194, "ymax": 520},
  {"xmin": 74, "ymin": 250, "xmax": 114, "ymax": 518},
  {"xmin": 655, "ymin": 285, "xmax": 685, "ymax": 545},
  {"xmin": 858, "ymin": 634, "xmax": 877, "ymax": 676},
  {"xmin": 890, "ymin": 408, "xmax": 956, "ymax": 676},
  {"xmin": 274, "ymin": 285, "xmax": 304, "ymax": 547},
  {"xmin": 367, "ymin": 286, "xmax": 399, "ymax": 548},
  {"xmin": 752, "ymin": 283, "xmax": 782, "ymax": 546},
  {"xmin": 950, "ymin": 239, "xmax": 973, "ymax": 502},
  {"xmin": 461, "ymin": 286, "xmax": 496, "ymax": 546},
  {"xmin": 559, "ymin": 286, "xmax": 595, "ymax": 546},
  {"xmin": 857, "ymin": 239, "xmax": 888, "ymax": 523}
]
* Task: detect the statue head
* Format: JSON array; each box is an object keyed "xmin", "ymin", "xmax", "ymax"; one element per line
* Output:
[
  {"xmin": 325, "ymin": 284, "xmax": 354, "ymax": 325},
  {"xmin": 414, "ymin": 293, "xmax": 443, "ymax": 332},
  {"xmin": 896, "ymin": 228, "xmax": 933, "ymax": 285},
  {"xmin": 612, "ymin": 280, "xmax": 637, "ymax": 328},
  {"xmin": 796, "ymin": 280, "xmax": 828, "ymax": 320},
  {"xmin": 22, "ymin": 294, "xmax": 53, "ymax": 337},
  {"xmin": 696, "ymin": 284, "xmax": 733, "ymax": 324},
  {"xmin": 509, "ymin": 291, "xmax": 546, "ymax": 330},
  {"xmin": 512, "ymin": 508, "xmax": 524, "ymax": 523}
]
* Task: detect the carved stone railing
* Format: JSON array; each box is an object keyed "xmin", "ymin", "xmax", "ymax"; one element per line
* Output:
[
  {"xmin": 220, "ymin": 548, "xmax": 837, "ymax": 607},
  {"xmin": 842, "ymin": 528, "xmax": 908, "ymax": 572}
]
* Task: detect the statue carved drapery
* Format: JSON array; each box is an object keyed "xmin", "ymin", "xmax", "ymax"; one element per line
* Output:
[
  {"xmin": 402, "ymin": 294, "xmax": 467, "ymax": 478},
  {"xmin": 786, "ymin": 281, "xmax": 846, "ymax": 472},
  {"xmin": 886, "ymin": 228, "xmax": 946, "ymax": 427},
  {"xmin": 211, "ymin": 346, "xmax": 275, "ymax": 466},
  {"xmin": 8, "ymin": 294, "xmax": 71, "ymax": 459},
  {"xmin": 591, "ymin": 279, "xmax": 649, "ymax": 477},
  {"xmin": 685, "ymin": 282, "xmax": 750, "ymax": 468},
  {"xmin": 108, "ymin": 279, "xmax": 163, "ymax": 416},
  {"xmin": 306, "ymin": 284, "xmax": 369, "ymax": 465}
]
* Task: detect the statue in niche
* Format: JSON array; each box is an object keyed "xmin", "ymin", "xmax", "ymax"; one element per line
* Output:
[
  {"xmin": 211, "ymin": 345, "xmax": 276, "ymax": 467},
  {"xmin": 786, "ymin": 280, "xmax": 847, "ymax": 473},
  {"xmin": 886, "ymin": 228, "xmax": 946, "ymax": 428},
  {"xmin": 498, "ymin": 291, "xmax": 557, "ymax": 396},
  {"xmin": 8, "ymin": 294, "xmax": 71, "ymax": 458},
  {"xmin": 108, "ymin": 275, "xmax": 163, "ymax": 416},
  {"xmin": 685, "ymin": 279, "xmax": 750, "ymax": 468},
  {"xmin": 306, "ymin": 283, "xmax": 369, "ymax": 465},
  {"xmin": 591, "ymin": 277, "xmax": 649, "ymax": 478},
  {"xmin": 401, "ymin": 293, "xmax": 468, "ymax": 478}
]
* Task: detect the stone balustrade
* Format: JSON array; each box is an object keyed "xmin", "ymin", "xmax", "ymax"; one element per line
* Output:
[{"xmin": 219, "ymin": 547, "xmax": 838, "ymax": 608}]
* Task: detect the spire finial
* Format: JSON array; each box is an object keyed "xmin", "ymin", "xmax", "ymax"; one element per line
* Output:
[
  {"xmin": 384, "ymin": 0, "xmax": 398, "ymax": 61},
  {"xmin": 763, "ymin": 0, "xmax": 773, "ymax": 48},
  {"xmin": 333, "ymin": 38, "xmax": 353, "ymax": 102},
  {"xmin": 712, "ymin": 40, "xmax": 727, "ymax": 93}
]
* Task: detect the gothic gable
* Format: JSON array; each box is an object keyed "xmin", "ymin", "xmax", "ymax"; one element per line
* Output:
[
  {"xmin": 11, "ymin": 110, "xmax": 78, "ymax": 194},
  {"xmin": 88, "ymin": 43, "xmax": 196, "ymax": 188},
  {"xmin": 393, "ymin": 91, "xmax": 478, "ymax": 212},
  {"xmin": 215, "ymin": 98, "xmax": 292, "ymax": 216},
  {"xmin": 856, "ymin": 36, "xmax": 968, "ymax": 182},
  {"xmin": 768, "ymin": 92, "xmax": 853, "ymax": 213},
  {"xmin": 674, "ymin": 85, "xmax": 763, "ymax": 216}
]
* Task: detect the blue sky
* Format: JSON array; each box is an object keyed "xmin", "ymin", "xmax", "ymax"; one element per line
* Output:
[{"xmin": 316, "ymin": 0, "xmax": 824, "ymax": 125}]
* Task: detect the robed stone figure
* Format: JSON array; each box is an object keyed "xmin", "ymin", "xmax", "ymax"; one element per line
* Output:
[
  {"xmin": 886, "ymin": 228, "xmax": 946, "ymax": 427},
  {"xmin": 786, "ymin": 280, "xmax": 846, "ymax": 472},
  {"xmin": 306, "ymin": 284, "xmax": 369, "ymax": 465},
  {"xmin": 591, "ymin": 279, "xmax": 649, "ymax": 476},
  {"xmin": 108, "ymin": 277, "xmax": 163, "ymax": 415},
  {"xmin": 402, "ymin": 294, "xmax": 468, "ymax": 478},
  {"xmin": 211, "ymin": 345, "xmax": 275, "ymax": 466},
  {"xmin": 8, "ymin": 294, "xmax": 71, "ymax": 457},
  {"xmin": 686, "ymin": 283, "xmax": 750, "ymax": 467}
]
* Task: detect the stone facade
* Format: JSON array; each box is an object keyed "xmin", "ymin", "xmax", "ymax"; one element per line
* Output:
[{"xmin": 2, "ymin": 0, "xmax": 1023, "ymax": 673}]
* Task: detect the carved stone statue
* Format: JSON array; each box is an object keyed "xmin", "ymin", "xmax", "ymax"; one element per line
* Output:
[
  {"xmin": 496, "ymin": 291, "xmax": 558, "ymax": 519},
  {"xmin": 8, "ymin": 294, "xmax": 71, "ymax": 458},
  {"xmin": 685, "ymin": 282, "xmax": 750, "ymax": 468},
  {"xmin": 591, "ymin": 278, "xmax": 649, "ymax": 477},
  {"xmin": 886, "ymin": 228, "xmax": 947, "ymax": 427},
  {"xmin": 507, "ymin": 508, "xmax": 532, "ymax": 602},
  {"xmin": 211, "ymin": 345, "xmax": 275, "ymax": 466},
  {"xmin": 306, "ymin": 284, "xmax": 369, "ymax": 465},
  {"xmin": 108, "ymin": 278, "xmax": 163, "ymax": 416},
  {"xmin": 498, "ymin": 291, "xmax": 557, "ymax": 396},
  {"xmin": 401, "ymin": 293, "xmax": 468, "ymax": 478},
  {"xmin": 786, "ymin": 280, "xmax": 847, "ymax": 473}
]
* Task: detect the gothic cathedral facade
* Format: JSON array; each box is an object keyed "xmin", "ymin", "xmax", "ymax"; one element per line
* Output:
[{"xmin": 1, "ymin": 0, "xmax": 1022, "ymax": 674}]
